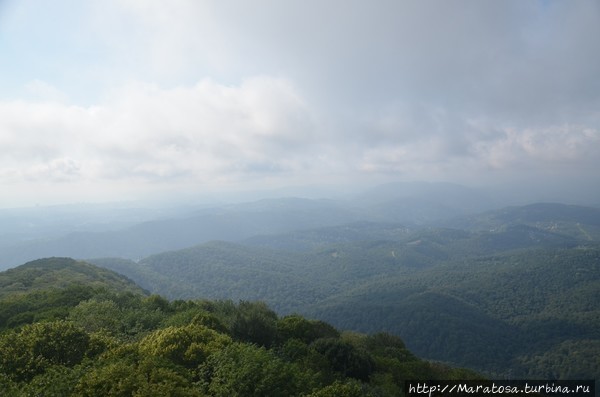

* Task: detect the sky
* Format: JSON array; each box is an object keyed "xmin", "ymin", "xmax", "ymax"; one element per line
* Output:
[{"xmin": 0, "ymin": 0, "xmax": 599, "ymax": 207}]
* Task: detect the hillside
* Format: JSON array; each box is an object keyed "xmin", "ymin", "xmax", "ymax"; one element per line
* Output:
[
  {"xmin": 0, "ymin": 257, "xmax": 147, "ymax": 331},
  {"xmin": 0, "ymin": 258, "xmax": 479, "ymax": 396},
  {"xmin": 89, "ymin": 203, "xmax": 600, "ymax": 381},
  {"xmin": 92, "ymin": 243, "xmax": 330, "ymax": 312},
  {"xmin": 305, "ymin": 247, "xmax": 600, "ymax": 377},
  {"xmin": 443, "ymin": 202, "xmax": 600, "ymax": 241},
  {"xmin": 0, "ymin": 257, "xmax": 145, "ymax": 299},
  {"xmin": 90, "ymin": 235, "xmax": 460, "ymax": 312}
]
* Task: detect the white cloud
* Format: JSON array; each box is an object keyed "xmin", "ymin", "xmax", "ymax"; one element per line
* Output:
[
  {"xmin": 1, "ymin": 69, "xmax": 599, "ymax": 205},
  {"xmin": 473, "ymin": 125, "xmax": 600, "ymax": 169},
  {"xmin": 1, "ymin": 0, "xmax": 599, "ymax": 205},
  {"xmin": 0, "ymin": 76, "xmax": 320, "ymax": 190}
]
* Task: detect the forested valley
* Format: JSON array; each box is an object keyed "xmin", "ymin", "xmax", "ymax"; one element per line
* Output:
[
  {"xmin": 0, "ymin": 258, "xmax": 480, "ymax": 396},
  {"xmin": 0, "ymin": 184, "xmax": 599, "ymax": 394},
  {"xmin": 88, "ymin": 202, "xmax": 600, "ymax": 382}
]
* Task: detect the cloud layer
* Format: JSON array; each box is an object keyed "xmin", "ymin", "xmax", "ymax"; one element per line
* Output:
[{"xmin": 0, "ymin": 0, "xmax": 599, "ymax": 205}]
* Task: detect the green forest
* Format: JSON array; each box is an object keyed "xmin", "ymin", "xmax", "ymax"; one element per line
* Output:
[
  {"xmin": 1, "ymin": 202, "xmax": 599, "ymax": 394},
  {"xmin": 0, "ymin": 258, "xmax": 480, "ymax": 396},
  {"xmin": 87, "ymin": 204, "xmax": 600, "ymax": 382}
]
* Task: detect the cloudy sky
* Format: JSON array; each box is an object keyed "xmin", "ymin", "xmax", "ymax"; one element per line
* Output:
[{"xmin": 0, "ymin": 0, "xmax": 599, "ymax": 207}]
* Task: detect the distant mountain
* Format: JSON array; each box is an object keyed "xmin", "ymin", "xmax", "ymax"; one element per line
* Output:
[
  {"xmin": 89, "ymin": 202, "xmax": 600, "ymax": 380},
  {"xmin": 1, "ymin": 191, "xmax": 598, "ymax": 383},
  {"xmin": 444, "ymin": 202, "xmax": 600, "ymax": 240},
  {"xmin": 490, "ymin": 202, "xmax": 600, "ymax": 225},
  {"xmin": 0, "ymin": 198, "xmax": 363, "ymax": 269},
  {"xmin": 242, "ymin": 221, "xmax": 412, "ymax": 251},
  {"xmin": 0, "ymin": 182, "xmax": 530, "ymax": 269},
  {"xmin": 90, "ymin": 203, "xmax": 595, "ymax": 311},
  {"xmin": 242, "ymin": 218, "xmax": 580, "ymax": 256},
  {"xmin": 0, "ymin": 203, "xmax": 173, "ymax": 248},
  {"xmin": 355, "ymin": 181, "xmax": 497, "ymax": 220}
]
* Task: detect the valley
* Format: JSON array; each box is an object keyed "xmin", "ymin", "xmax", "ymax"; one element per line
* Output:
[{"xmin": 0, "ymin": 183, "xmax": 598, "ymax": 385}]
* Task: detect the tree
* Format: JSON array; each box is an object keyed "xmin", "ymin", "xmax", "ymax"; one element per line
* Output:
[
  {"xmin": 74, "ymin": 356, "xmax": 203, "ymax": 397},
  {"xmin": 364, "ymin": 332, "xmax": 417, "ymax": 362},
  {"xmin": 69, "ymin": 299, "xmax": 123, "ymax": 334},
  {"xmin": 0, "ymin": 320, "xmax": 89, "ymax": 381},
  {"xmin": 311, "ymin": 338, "xmax": 375, "ymax": 381},
  {"xmin": 138, "ymin": 324, "xmax": 231, "ymax": 368},
  {"xmin": 19, "ymin": 365, "xmax": 84, "ymax": 397},
  {"xmin": 201, "ymin": 342, "xmax": 315, "ymax": 397},
  {"xmin": 277, "ymin": 315, "xmax": 339, "ymax": 345},
  {"xmin": 231, "ymin": 301, "xmax": 278, "ymax": 347}
]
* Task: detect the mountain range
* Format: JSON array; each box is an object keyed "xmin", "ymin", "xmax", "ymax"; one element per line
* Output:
[
  {"xmin": 0, "ymin": 182, "xmax": 598, "ymax": 383},
  {"xmin": 0, "ymin": 257, "xmax": 481, "ymax": 395},
  {"xmin": 0, "ymin": 182, "xmax": 506, "ymax": 268},
  {"xmin": 85, "ymin": 201, "xmax": 600, "ymax": 380}
]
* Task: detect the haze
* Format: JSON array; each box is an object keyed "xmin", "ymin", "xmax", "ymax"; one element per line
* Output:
[{"xmin": 1, "ymin": 0, "xmax": 599, "ymax": 208}]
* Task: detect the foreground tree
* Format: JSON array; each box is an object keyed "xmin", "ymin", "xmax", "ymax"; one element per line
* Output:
[
  {"xmin": 0, "ymin": 320, "xmax": 90, "ymax": 382},
  {"xmin": 201, "ymin": 342, "xmax": 316, "ymax": 396}
]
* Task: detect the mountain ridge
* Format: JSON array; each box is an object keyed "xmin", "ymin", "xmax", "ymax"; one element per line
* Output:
[
  {"xmin": 86, "ymin": 202, "xmax": 600, "ymax": 380},
  {"xmin": 0, "ymin": 257, "xmax": 482, "ymax": 395}
]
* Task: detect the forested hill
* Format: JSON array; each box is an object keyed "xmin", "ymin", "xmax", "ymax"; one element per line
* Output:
[
  {"xmin": 89, "ymin": 208, "xmax": 600, "ymax": 381},
  {"xmin": 0, "ymin": 257, "xmax": 480, "ymax": 396},
  {"xmin": 2, "ymin": 202, "xmax": 599, "ymax": 389},
  {"xmin": 0, "ymin": 257, "xmax": 146, "ymax": 331},
  {"xmin": 443, "ymin": 202, "xmax": 600, "ymax": 240},
  {"xmin": 0, "ymin": 257, "xmax": 145, "ymax": 299}
]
